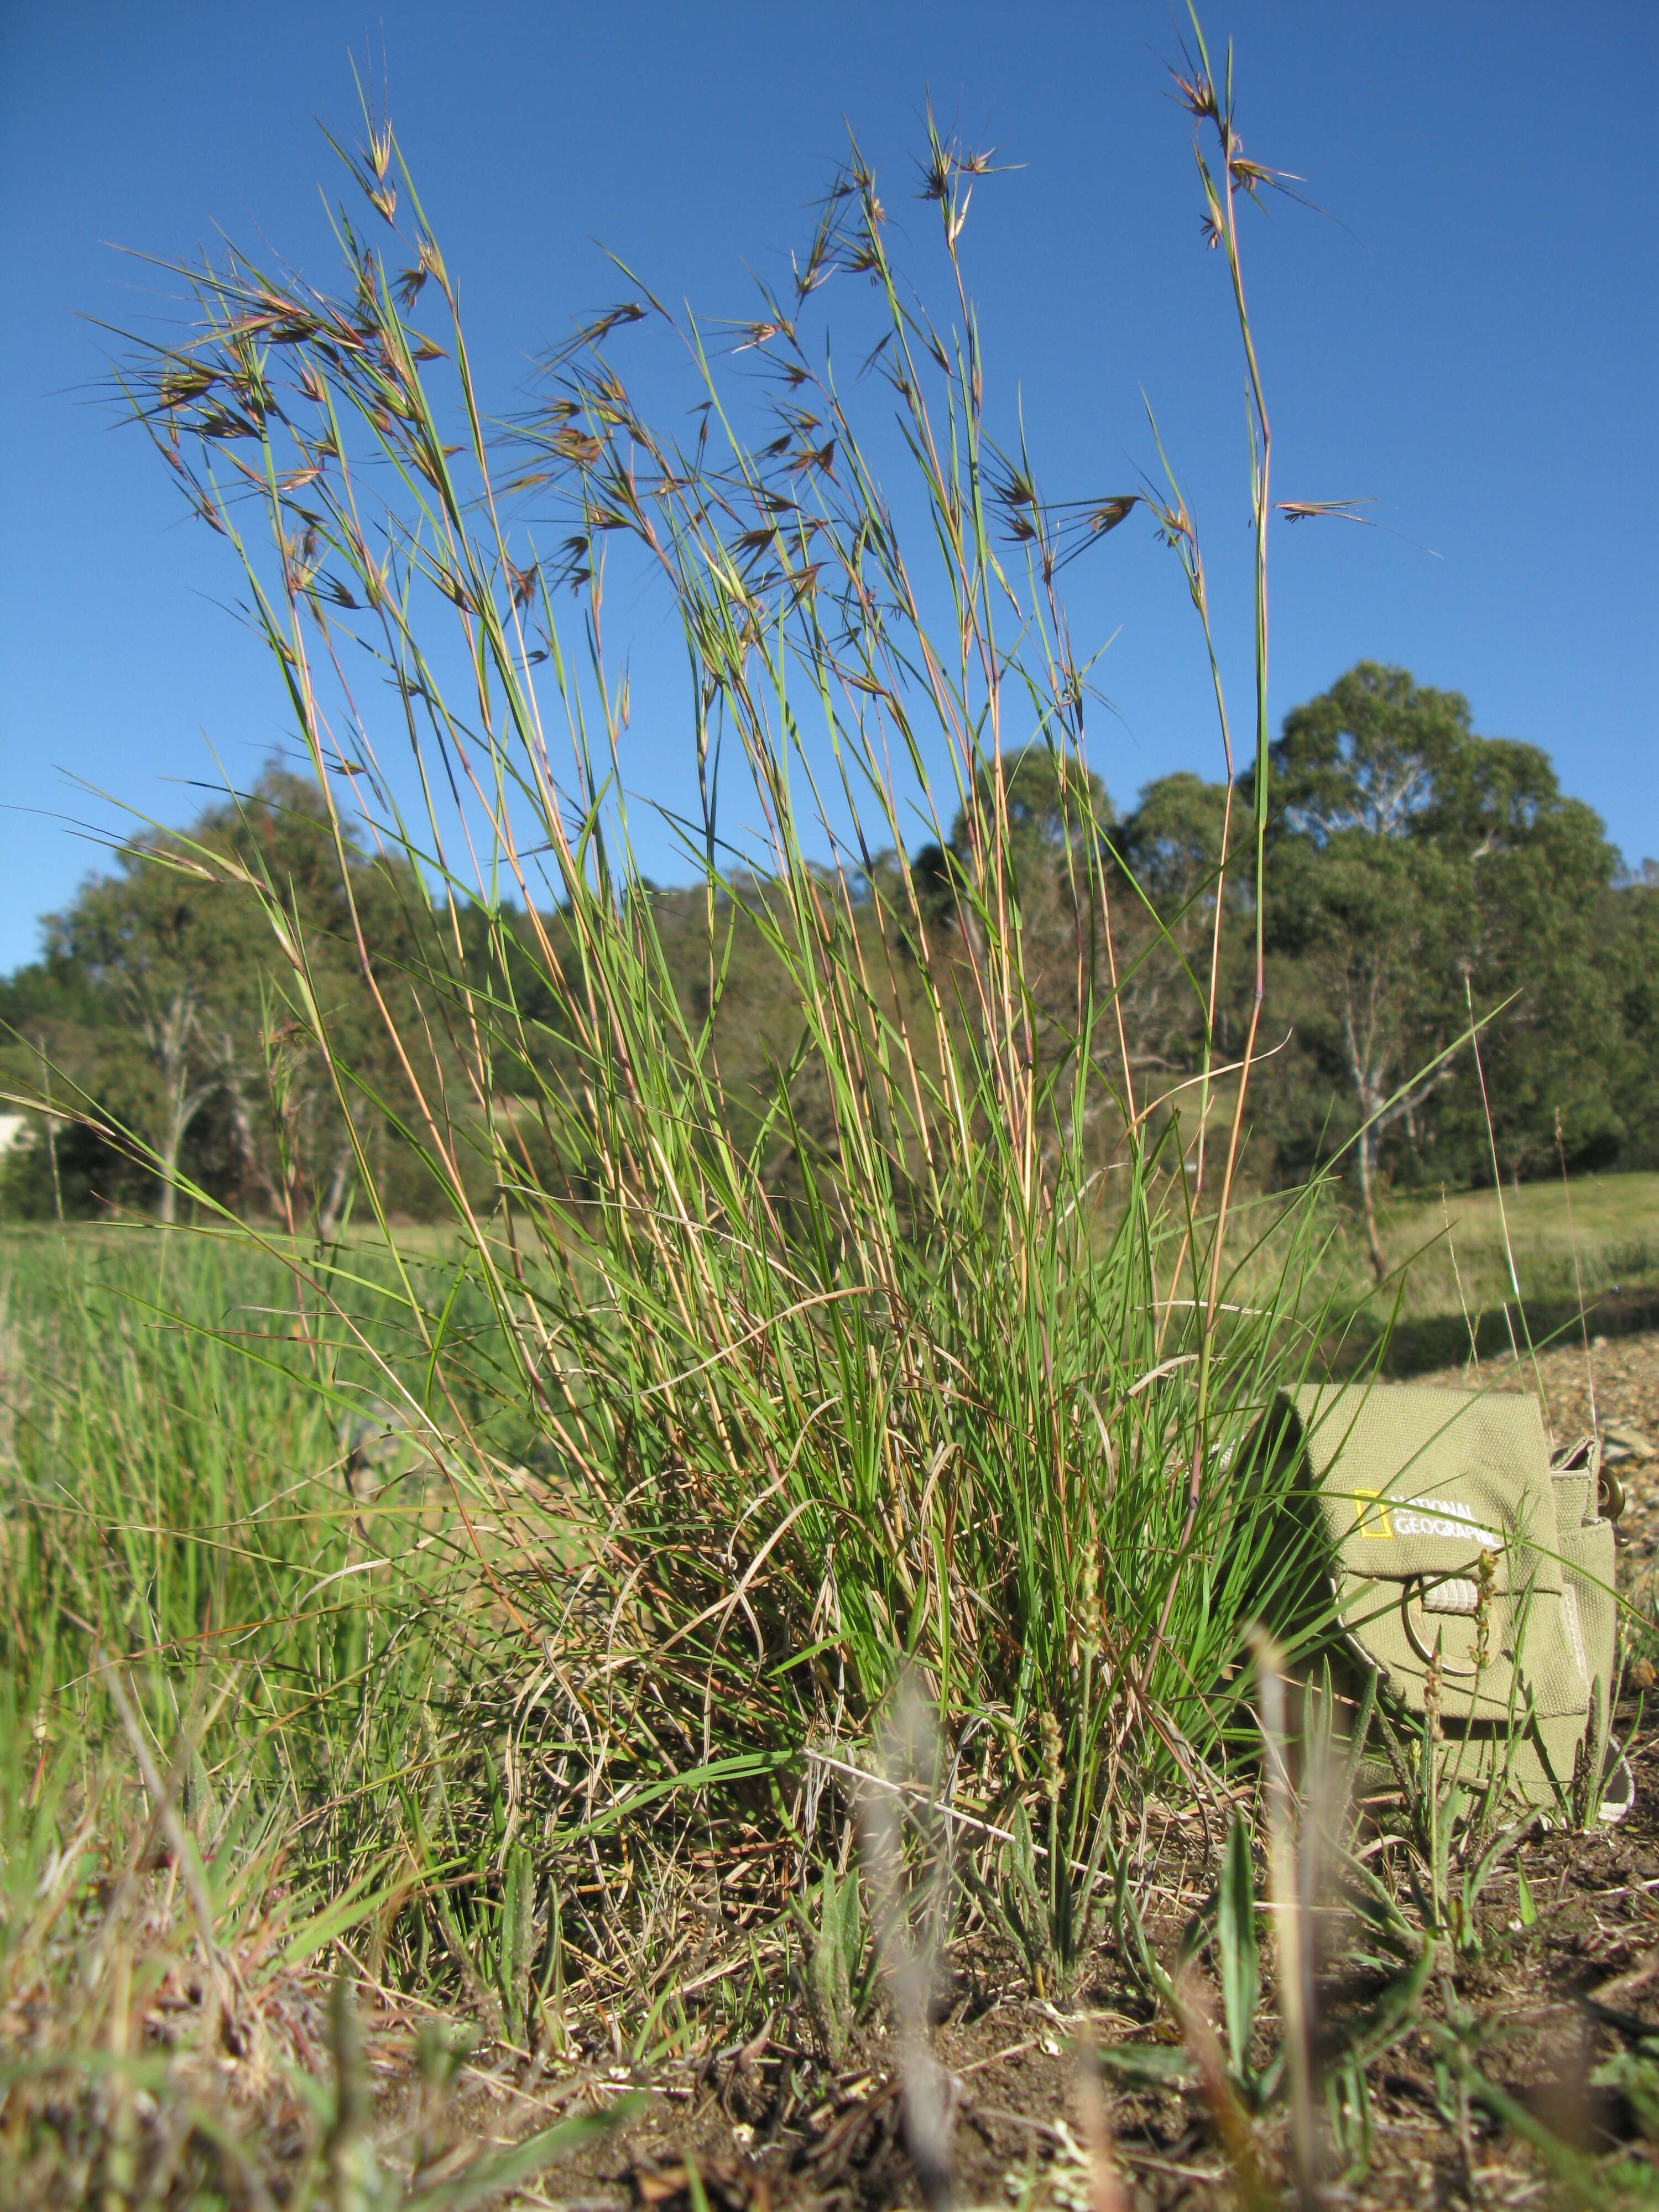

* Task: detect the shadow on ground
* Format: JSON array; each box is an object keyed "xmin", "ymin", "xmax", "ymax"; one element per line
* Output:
[{"xmin": 1327, "ymin": 1283, "xmax": 1659, "ymax": 1379}]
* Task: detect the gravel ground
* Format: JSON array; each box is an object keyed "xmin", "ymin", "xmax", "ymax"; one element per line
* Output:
[{"xmin": 1417, "ymin": 1323, "xmax": 1659, "ymax": 1627}]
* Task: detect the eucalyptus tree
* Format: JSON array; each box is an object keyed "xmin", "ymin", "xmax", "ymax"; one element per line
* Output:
[{"xmin": 1263, "ymin": 662, "xmax": 1620, "ymax": 1275}]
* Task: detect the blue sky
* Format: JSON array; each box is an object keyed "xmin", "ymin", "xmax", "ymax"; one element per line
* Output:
[{"xmin": 2, "ymin": 1, "xmax": 1655, "ymax": 971}]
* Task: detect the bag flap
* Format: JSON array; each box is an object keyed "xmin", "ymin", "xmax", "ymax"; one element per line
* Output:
[
  {"xmin": 1282, "ymin": 1383, "xmax": 1586, "ymax": 1723},
  {"xmin": 1291, "ymin": 1383, "xmax": 1561, "ymax": 1594}
]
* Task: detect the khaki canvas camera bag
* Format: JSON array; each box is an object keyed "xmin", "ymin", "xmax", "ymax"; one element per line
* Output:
[{"xmin": 1252, "ymin": 1382, "xmax": 1628, "ymax": 1822}]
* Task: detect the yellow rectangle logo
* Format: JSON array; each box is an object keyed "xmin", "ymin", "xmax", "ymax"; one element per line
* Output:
[{"xmin": 1352, "ymin": 1489, "xmax": 1394, "ymax": 1539}]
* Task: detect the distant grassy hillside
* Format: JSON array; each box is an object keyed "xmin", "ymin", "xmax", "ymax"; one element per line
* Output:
[
  {"xmin": 1307, "ymin": 1170, "xmax": 1659, "ymax": 1374},
  {"xmin": 263, "ymin": 1170, "xmax": 1659, "ymax": 1381}
]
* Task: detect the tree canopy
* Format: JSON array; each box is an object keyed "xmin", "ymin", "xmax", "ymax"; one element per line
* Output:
[
  {"xmin": 3, "ymin": 671, "xmax": 1653, "ymax": 1232},
  {"xmin": 1, "ymin": 771, "xmax": 433, "ymax": 1225}
]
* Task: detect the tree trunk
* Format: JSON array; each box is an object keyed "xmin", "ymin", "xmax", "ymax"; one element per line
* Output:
[
  {"xmin": 157, "ymin": 1113, "xmax": 182, "ymax": 1225},
  {"xmin": 1356, "ymin": 1121, "xmax": 1387, "ymax": 1285},
  {"xmin": 317, "ymin": 1144, "xmax": 354, "ymax": 1241},
  {"xmin": 149, "ymin": 987, "xmax": 204, "ymax": 1224},
  {"xmin": 156, "ymin": 1071, "xmax": 217, "ymax": 1224},
  {"xmin": 220, "ymin": 1040, "xmax": 283, "ymax": 1217}
]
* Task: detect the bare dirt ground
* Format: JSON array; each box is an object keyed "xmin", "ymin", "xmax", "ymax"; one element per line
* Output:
[
  {"xmin": 1418, "ymin": 1321, "xmax": 1659, "ymax": 1623},
  {"xmin": 440, "ymin": 1730, "xmax": 1659, "ymax": 2211},
  {"xmin": 1413, "ymin": 1316, "xmax": 1659, "ymax": 1464}
]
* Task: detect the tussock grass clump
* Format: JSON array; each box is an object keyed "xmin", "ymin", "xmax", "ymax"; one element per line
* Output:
[
  {"xmin": 87, "ymin": 25, "xmax": 1333, "ymax": 1961},
  {"xmin": 0, "ymin": 29, "xmax": 1390, "ymax": 2181}
]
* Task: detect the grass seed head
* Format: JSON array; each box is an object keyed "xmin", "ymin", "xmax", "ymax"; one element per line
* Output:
[{"xmin": 1425, "ymin": 1635, "xmax": 1445, "ymax": 1744}]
